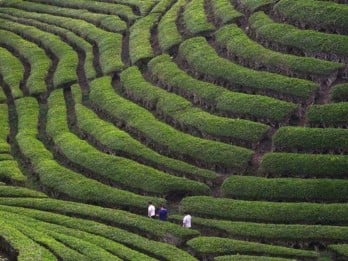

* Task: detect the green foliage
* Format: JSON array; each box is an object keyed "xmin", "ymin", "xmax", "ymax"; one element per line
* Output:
[
  {"xmin": 307, "ymin": 102, "xmax": 348, "ymax": 127},
  {"xmin": 183, "ymin": 0, "xmax": 215, "ymax": 34},
  {"xmin": 129, "ymin": 13, "xmax": 159, "ymax": 64},
  {"xmin": 273, "ymin": 126, "xmax": 348, "ymax": 152},
  {"xmin": 221, "ymin": 175, "xmax": 348, "ymax": 202},
  {"xmin": 0, "ymin": 161, "xmax": 26, "ymax": 183},
  {"xmin": 215, "ymin": 24, "xmax": 344, "ymax": 77},
  {"xmin": 179, "ymin": 37, "xmax": 317, "ymax": 101},
  {"xmin": 274, "ymin": 0, "xmax": 348, "ymax": 33},
  {"xmin": 328, "ymin": 244, "xmax": 348, "ymax": 258},
  {"xmin": 260, "ymin": 152, "xmax": 348, "ymax": 178},
  {"xmin": 95, "ymin": 0, "xmax": 157, "ymax": 15},
  {"xmin": 0, "ymin": 87, "xmax": 6, "ymax": 103},
  {"xmin": 157, "ymin": 0, "xmax": 185, "ymax": 52},
  {"xmin": 211, "ymin": 0, "xmax": 243, "ymax": 24},
  {"xmin": 249, "ymin": 11, "xmax": 348, "ymax": 56},
  {"xmin": 121, "ymin": 66, "xmax": 268, "ymax": 144},
  {"xmin": 331, "ymin": 84, "xmax": 348, "ymax": 102},
  {"xmin": 187, "ymin": 236, "xmax": 318, "ymax": 259},
  {"xmin": 150, "ymin": 0, "xmax": 174, "ymax": 13},
  {"xmin": 90, "ymin": 76, "xmax": 253, "ymax": 171},
  {"xmin": 149, "ymin": 55, "xmax": 294, "ymax": 125},
  {"xmin": 234, "ymin": 0, "xmax": 279, "ymax": 13},
  {"xmin": 215, "ymin": 255, "xmax": 293, "ymax": 261},
  {"xmin": 180, "ymin": 196, "xmax": 348, "ymax": 224},
  {"xmin": 0, "ymin": 186, "xmax": 46, "ymax": 198}
]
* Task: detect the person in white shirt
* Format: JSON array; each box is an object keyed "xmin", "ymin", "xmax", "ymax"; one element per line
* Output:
[
  {"xmin": 182, "ymin": 213, "xmax": 192, "ymax": 228},
  {"xmin": 148, "ymin": 202, "xmax": 156, "ymax": 218}
]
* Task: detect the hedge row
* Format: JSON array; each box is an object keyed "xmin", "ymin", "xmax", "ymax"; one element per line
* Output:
[
  {"xmin": 0, "ymin": 47, "xmax": 23, "ymax": 99},
  {"xmin": 47, "ymin": 89, "xmax": 210, "ymax": 196},
  {"xmin": 129, "ymin": 13, "xmax": 160, "ymax": 65},
  {"xmin": 0, "ymin": 186, "xmax": 46, "ymax": 198},
  {"xmin": 171, "ymin": 214, "xmax": 348, "ymax": 245},
  {"xmin": 232, "ymin": 0, "xmax": 279, "ymax": 13},
  {"xmin": 1, "ymin": 7, "xmax": 123, "ymax": 75},
  {"xmin": 121, "ymin": 66, "xmax": 268, "ymax": 144},
  {"xmin": 0, "ymin": 9, "xmax": 96, "ymax": 80},
  {"xmin": 89, "ymin": 76, "xmax": 253, "ymax": 171},
  {"xmin": 0, "ymin": 104, "xmax": 9, "ymax": 153},
  {"xmin": 215, "ymin": 255, "xmax": 293, "ymax": 261},
  {"xmin": 307, "ymin": 102, "xmax": 348, "ymax": 127},
  {"xmin": 0, "ymin": 29, "xmax": 48, "ymax": 95},
  {"xmin": 95, "ymin": 0, "xmax": 157, "ymax": 15},
  {"xmin": 221, "ymin": 175, "xmax": 348, "ymax": 202},
  {"xmin": 28, "ymin": 0, "xmax": 138, "ymax": 22},
  {"xmin": 157, "ymin": 0, "xmax": 185, "ymax": 52},
  {"xmin": 183, "ymin": 0, "xmax": 215, "ymax": 35},
  {"xmin": 0, "ymin": 204, "xmax": 198, "ymax": 261},
  {"xmin": 150, "ymin": 0, "xmax": 174, "ymax": 14},
  {"xmin": 0, "ymin": 0, "xmax": 127, "ymax": 32},
  {"xmin": 180, "ymin": 196, "xmax": 348, "ymax": 224},
  {"xmin": 328, "ymin": 244, "xmax": 348, "ymax": 259},
  {"xmin": 0, "ymin": 161, "xmax": 26, "ymax": 183},
  {"xmin": 148, "ymin": 55, "xmax": 295, "ymax": 125},
  {"xmin": 215, "ymin": 24, "xmax": 344, "ymax": 78},
  {"xmin": 331, "ymin": 83, "xmax": 348, "ymax": 102},
  {"xmin": 0, "ymin": 221, "xmax": 56, "ymax": 260},
  {"xmin": 187, "ymin": 237, "xmax": 318, "ymax": 259},
  {"xmin": 260, "ymin": 152, "xmax": 348, "ymax": 178},
  {"xmin": 249, "ymin": 11, "xmax": 348, "ymax": 57},
  {"xmin": 15, "ymin": 97, "xmax": 162, "ymax": 210},
  {"xmin": 179, "ymin": 37, "xmax": 318, "ymax": 101},
  {"xmin": 211, "ymin": 0, "xmax": 243, "ymax": 24},
  {"xmin": 273, "ymin": 126, "xmax": 348, "ymax": 153},
  {"xmin": 274, "ymin": 0, "xmax": 348, "ymax": 34},
  {"xmin": 0, "ymin": 18, "xmax": 77, "ymax": 88},
  {"xmin": 73, "ymin": 89, "xmax": 217, "ymax": 182},
  {"xmin": 0, "ymin": 197, "xmax": 199, "ymax": 246}
]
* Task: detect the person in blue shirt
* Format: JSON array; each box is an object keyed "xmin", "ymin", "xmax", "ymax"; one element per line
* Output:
[{"xmin": 158, "ymin": 205, "xmax": 168, "ymax": 221}]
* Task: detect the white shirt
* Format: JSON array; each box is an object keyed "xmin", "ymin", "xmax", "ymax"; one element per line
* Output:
[
  {"xmin": 148, "ymin": 204, "xmax": 155, "ymax": 217},
  {"xmin": 183, "ymin": 214, "xmax": 192, "ymax": 228}
]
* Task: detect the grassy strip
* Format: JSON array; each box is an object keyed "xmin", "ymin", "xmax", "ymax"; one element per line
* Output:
[
  {"xmin": 90, "ymin": 76, "xmax": 253, "ymax": 171},
  {"xmin": 129, "ymin": 13, "xmax": 160, "ymax": 65},
  {"xmin": 260, "ymin": 152, "xmax": 348, "ymax": 178},
  {"xmin": 183, "ymin": 0, "xmax": 215, "ymax": 35},
  {"xmin": 0, "ymin": 104, "xmax": 9, "ymax": 153},
  {"xmin": 157, "ymin": 0, "xmax": 185, "ymax": 52},
  {"xmin": 0, "ymin": 18, "xmax": 77, "ymax": 88},
  {"xmin": 0, "ymin": 186, "xmax": 46, "ymax": 198},
  {"xmin": 273, "ymin": 126, "xmax": 348, "ymax": 152},
  {"xmin": 222, "ymin": 175, "xmax": 348, "ymax": 202},
  {"xmin": 0, "ymin": 10, "xmax": 96, "ymax": 80},
  {"xmin": 233, "ymin": 0, "xmax": 279, "ymax": 13},
  {"xmin": 148, "ymin": 55, "xmax": 294, "ymax": 125},
  {"xmin": 179, "ymin": 37, "xmax": 317, "ymax": 101},
  {"xmin": 0, "ymin": 197, "xmax": 199, "ymax": 245},
  {"xmin": 0, "ymin": 204, "xmax": 197, "ymax": 261},
  {"xmin": 0, "ymin": 161, "xmax": 26, "ymax": 183},
  {"xmin": 215, "ymin": 24, "xmax": 344, "ymax": 77},
  {"xmin": 72, "ymin": 88, "xmax": 217, "ymax": 182},
  {"xmin": 328, "ymin": 244, "xmax": 348, "ymax": 259},
  {"xmin": 15, "ymin": 97, "xmax": 162, "ymax": 210},
  {"xmin": 0, "ymin": 220, "xmax": 56, "ymax": 260},
  {"xmin": 121, "ymin": 66, "xmax": 267, "ymax": 144},
  {"xmin": 180, "ymin": 196, "xmax": 348, "ymax": 224},
  {"xmin": 307, "ymin": 102, "xmax": 348, "ymax": 127},
  {"xmin": 171, "ymin": 214, "xmax": 348, "ymax": 244},
  {"xmin": 26, "ymin": 0, "xmax": 138, "ymax": 22},
  {"xmin": 0, "ymin": 0, "xmax": 126, "ymax": 32},
  {"xmin": 249, "ymin": 11, "xmax": 348, "ymax": 57},
  {"xmin": 274, "ymin": 0, "xmax": 348, "ymax": 33},
  {"xmin": 48, "ymin": 89, "xmax": 209, "ymax": 196},
  {"xmin": 211, "ymin": 0, "xmax": 243, "ymax": 24},
  {"xmin": 187, "ymin": 236, "xmax": 318, "ymax": 259},
  {"xmin": 215, "ymin": 255, "xmax": 293, "ymax": 261},
  {"xmin": 0, "ymin": 7, "xmax": 122, "ymax": 75},
  {"xmin": 0, "ymin": 29, "xmax": 48, "ymax": 95},
  {"xmin": 0, "ymin": 47, "xmax": 23, "ymax": 99},
  {"xmin": 331, "ymin": 84, "xmax": 348, "ymax": 102}
]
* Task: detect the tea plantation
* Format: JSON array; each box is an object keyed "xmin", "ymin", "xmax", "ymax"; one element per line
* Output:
[{"xmin": 0, "ymin": 0, "xmax": 347, "ymax": 260}]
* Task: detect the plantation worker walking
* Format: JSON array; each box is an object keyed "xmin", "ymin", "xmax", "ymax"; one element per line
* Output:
[
  {"xmin": 183, "ymin": 213, "xmax": 192, "ymax": 228},
  {"xmin": 148, "ymin": 202, "xmax": 156, "ymax": 219},
  {"xmin": 158, "ymin": 206, "xmax": 168, "ymax": 221}
]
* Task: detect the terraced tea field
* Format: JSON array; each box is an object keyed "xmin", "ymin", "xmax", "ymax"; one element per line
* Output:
[{"xmin": 0, "ymin": 0, "xmax": 347, "ymax": 260}]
